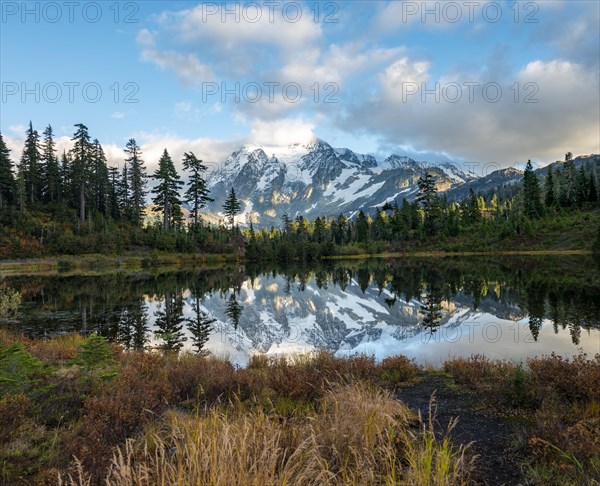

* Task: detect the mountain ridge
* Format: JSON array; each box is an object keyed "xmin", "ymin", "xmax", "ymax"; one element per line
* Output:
[{"xmin": 203, "ymin": 139, "xmax": 599, "ymax": 227}]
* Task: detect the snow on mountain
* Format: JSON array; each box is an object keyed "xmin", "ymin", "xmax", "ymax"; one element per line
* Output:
[
  {"xmin": 205, "ymin": 138, "xmax": 479, "ymax": 227},
  {"xmin": 155, "ymin": 272, "xmax": 532, "ymax": 366}
]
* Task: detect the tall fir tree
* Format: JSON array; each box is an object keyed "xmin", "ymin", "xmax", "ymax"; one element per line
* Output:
[
  {"xmin": 118, "ymin": 164, "xmax": 130, "ymax": 218},
  {"xmin": 544, "ymin": 165, "xmax": 555, "ymax": 208},
  {"xmin": 576, "ymin": 165, "xmax": 589, "ymax": 207},
  {"xmin": 59, "ymin": 151, "xmax": 72, "ymax": 206},
  {"xmin": 417, "ymin": 172, "xmax": 441, "ymax": 236},
  {"xmin": 69, "ymin": 124, "xmax": 93, "ymax": 223},
  {"xmin": 41, "ymin": 125, "xmax": 60, "ymax": 204},
  {"xmin": 91, "ymin": 139, "xmax": 110, "ymax": 215},
  {"xmin": 21, "ymin": 121, "xmax": 42, "ymax": 206},
  {"xmin": 462, "ymin": 189, "xmax": 482, "ymax": 225},
  {"xmin": 108, "ymin": 165, "xmax": 121, "ymax": 220},
  {"xmin": 222, "ymin": 187, "xmax": 241, "ymax": 229},
  {"xmin": 182, "ymin": 152, "xmax": 213, "ymax": 225},
  {"xmin": 560, "ymin": 152, "xmax": 577, "ymax": 207},
  {"xmin": 151, "ymin": 149, "xmax": 183, "ymax": 230},
  {"xmin": 589, "ymin": 170, "xmax": 598, "ymax": 204},
  {"xmin": 523, "ymin": 160, "xmax": 543, "ymax": 218},
  {"xmin": 124, "ymin": 139, "xmax": 147, "ymax": 226},
  {"xmin": 356, "ymin": 210, "xmax": 370, "ymax": 242},
  {"xmin": 0, "ymin": 133, "xmax": 15, "ymax": 210}
]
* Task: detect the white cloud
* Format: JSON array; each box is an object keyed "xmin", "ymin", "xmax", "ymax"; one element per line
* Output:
[
  {"xmin": 8, "ymin": 125, "xmax": 25, "ymax": 135},
  {"xmin": 247, "ymin": 118, "xmax": 316, "ymax": 147},
  {"xmin": 132, "ymin": 132, "xmax": 243, "ymax": 176},
  {"xmin": 137, "ymin": 29, "xmax": 215, "ymax": 86},
  {"xmin": 111, "ymin": 112, "xmax": 125, "ymax": 119},
  {"xmin": 380, "ymin": 57, "xmax": 431, "ymax": 101},
  {"xmin": 340, "ymin": 58, "xmax": 600, "ymax": 165}
]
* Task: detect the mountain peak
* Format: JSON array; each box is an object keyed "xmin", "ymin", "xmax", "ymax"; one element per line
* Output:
[{"xmin": 205, "ymin": 138, "xmax": 491, "ymax": 227}]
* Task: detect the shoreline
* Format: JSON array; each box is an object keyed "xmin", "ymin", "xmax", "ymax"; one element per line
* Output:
[
  {"xmin": 0, "ymin": 248, "xmax": 592, "ymax": 275},
  {"xmin": 0, "ymin": 252, "xmax": 237, "ymax": 276}
]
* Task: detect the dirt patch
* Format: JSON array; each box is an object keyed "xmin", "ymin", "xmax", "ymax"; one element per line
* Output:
[{"xmin": 396, "ymin": 374, "xmax": 528, "ymax": 486}]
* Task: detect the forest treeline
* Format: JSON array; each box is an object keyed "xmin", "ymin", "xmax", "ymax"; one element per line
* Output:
[
  {"xmin": 244, "ymin": 156, "xmax": 600, "ymax": 260},
  {"xmin": 1, "ymin": 122, "xmax": 599, "ymax": 258}
]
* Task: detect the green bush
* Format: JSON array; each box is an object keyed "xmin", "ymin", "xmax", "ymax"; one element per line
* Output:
[
  {"xmin": 0, "ymin": 343, "xmax": 46, "ymax": 398},
  {"xmin": 0, "ymin": 285, "xmax": 21, "ymax": 318}
]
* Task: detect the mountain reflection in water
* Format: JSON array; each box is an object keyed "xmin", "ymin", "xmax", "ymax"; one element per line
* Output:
[{"xmin": 3, "ymin": 256, "xmax": 599, "ymax": 365}]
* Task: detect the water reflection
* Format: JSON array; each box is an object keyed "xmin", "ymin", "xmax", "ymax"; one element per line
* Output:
[
  {"xmin": 154, "ymin": 292, "xmax": 186, "ymax": 352},
  {"xmin": 2, "ymin": 256, "xmax": 599, "ymax": 364},
  {"xmin": 187, "ymin": 295, "xmax": 216, "ymax": 355}
]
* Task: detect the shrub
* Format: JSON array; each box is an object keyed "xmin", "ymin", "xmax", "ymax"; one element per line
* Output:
[
  {"xmin": 0, "ymin": 284, "xmax": 21, "ymax": 319},
  {"xmin": 0, "ymin": 343, "xmax": 46, "ymax": 398},
  {"xmin": 379, "ymin": 355, "xmax": 420, "ymax": 385}
]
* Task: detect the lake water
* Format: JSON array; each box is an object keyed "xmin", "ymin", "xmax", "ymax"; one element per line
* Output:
[{"xmin": 2, "ymin": 256, "xmax": 599, "ymax": 366}]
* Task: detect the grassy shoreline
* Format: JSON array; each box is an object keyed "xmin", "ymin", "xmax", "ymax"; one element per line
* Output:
[
  {"xmin": 0, "ymin": 248, "xmax": 593, "ymax": 277},
  {"xmin": 0, "ymin": 252, "xmax": 238, "ymax": 275},
  {"xmin": 324, "ymin": 248, "xmax": 592, "ymax": 259}
]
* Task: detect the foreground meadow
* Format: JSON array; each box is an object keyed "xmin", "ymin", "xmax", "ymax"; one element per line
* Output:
[{"xmin": 1, "ymin": 331, "xmax": 598, "ymax": 485}]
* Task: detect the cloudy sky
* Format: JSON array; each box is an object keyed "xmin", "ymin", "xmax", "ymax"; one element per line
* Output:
[{"xmin": 1, "ymin": 0, "xmax": 599, "ymax": 173}]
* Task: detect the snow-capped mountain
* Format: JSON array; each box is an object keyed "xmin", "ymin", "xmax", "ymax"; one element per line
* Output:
[
  {"xmin": 205, "ymin": 138, "xmax": 478, "ymax": 226},
  {"xmin": 204, "ymin": 139, "xmax": 598, "ymax": 228}
]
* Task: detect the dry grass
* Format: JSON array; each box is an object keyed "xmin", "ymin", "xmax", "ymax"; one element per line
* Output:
[{"xmin": 59, "ymin": 384, "xmax": 472, "ymax": 486}]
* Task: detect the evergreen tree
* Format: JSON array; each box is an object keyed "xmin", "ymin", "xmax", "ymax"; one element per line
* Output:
[
  {"xmin": 41, "ymin": 125, "xmax": 60, "ymax": 204},
  {"xmin": 589, "ymin": 170, "xmax": 598, "ymax": 204},
  {"xmin": 91, "ymin": 139, "xmax": 110, "ymax": 215},
  {"xmin": 462, "ymin": 189, "xmax": 482, "ymax": 225},
  {"xmin": 0, "ymin": 133, "xmax": 15, "ymax": 210},
  {"xmin": 544, "ymin": 165, "xmax": 555, "ymax": 208},
  {"xmin": 187, "ymin": 296, "xmax": 216, "ymax": 355},
  {"xmin": 523, "ymin": 160, "xmax": 543, "ymax": 218},
  {"xmin": 560, "ymin": 152, "xmax": 577, "ymax": 207},
  {"xmin": 335, "ymin": 214, "xmax": 348, "ymax": 245},
  {"xmin": 313, "ymin": 216, "xmax": 326, "ymax": 243},
  {"xmin": 16, "ymin": 152, "xmax": 27, "ymax": 213},
  {"xmin": 417, "ymin": 172, "xmax": 441, "ymax": 236},
  {"xmin": 69, "ymin": 124, "xmax": 93, "ymax": 223},
  {"xmin": 356, "ymin": 210, "xmax": 370, "ymax": 242},
  {"xmin": 281, "ymin": 212, "xmax": 292, "ymax": 239},
  {"xmin": 118, "ymin": 164, "xmax": 130, "ymax": 218},
  {"xmin": 124, "ymin": 139, "xmax": 147, "ymax": 226},
  {"xmin": 182, "ymin": 152, "xmax": 213, "ymax": 225},
  {"xmin": 107, "ymin": 165, "xmax": 120, "ymax": 220},
  {"xmin": 222, "ymin": 187, "xmax": 241, "ymax": 229},
  {"xmin": 151, "ymin": 149, "xmax": 183, "ymax": 230},
  {"xmin": 57, "ymin": 151, "xmax": 70, "ymax": 207},
  {"xmin": 576, "ymin": 165, "xmax": 588, "ymax": 207},
  {"xmin": 21, "ymin": 122, "xmax": 42, "ymax": 206}
]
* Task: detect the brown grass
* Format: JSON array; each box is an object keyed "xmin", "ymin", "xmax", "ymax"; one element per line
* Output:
[{"xmin": 58, "ymin": 384, "xmax": 471, "ymax": 486}]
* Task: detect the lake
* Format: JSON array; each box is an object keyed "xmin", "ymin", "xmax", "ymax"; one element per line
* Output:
[{"xmin": 2, "ymin": 255, "xmax": 599, "ymax": 366}]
